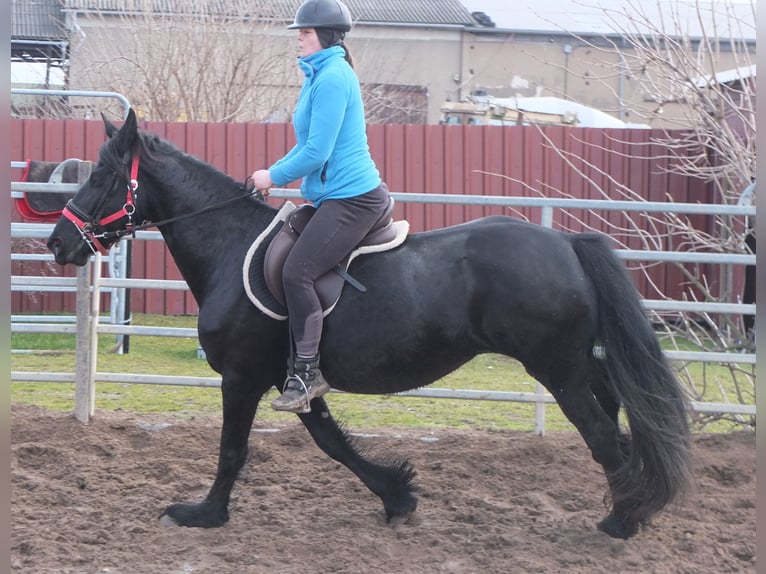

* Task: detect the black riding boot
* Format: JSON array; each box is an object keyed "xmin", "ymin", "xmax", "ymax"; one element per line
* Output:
[{"xmin": 271, "ymin": 354, "xmax": 331, "ymax": 413}]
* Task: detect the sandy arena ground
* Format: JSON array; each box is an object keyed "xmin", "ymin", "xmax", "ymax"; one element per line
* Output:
[{"xmin": 11, "ymin": 403, "xmax": 755, "ymax": 573}]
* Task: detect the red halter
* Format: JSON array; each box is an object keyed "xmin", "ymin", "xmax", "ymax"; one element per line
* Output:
[{"xmin": 61, "ymin": 149, "xmax": 140, "ymax": 255}]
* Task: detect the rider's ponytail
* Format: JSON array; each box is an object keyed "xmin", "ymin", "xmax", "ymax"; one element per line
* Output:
[{"xmin": 316, "ymin": 28, "xmax": 354, "ymax": 69}]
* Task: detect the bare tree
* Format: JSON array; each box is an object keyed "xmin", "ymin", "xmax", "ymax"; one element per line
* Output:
[
  {"xmin": 66, "ymin": 0, "xmax": 298, "ymax": 122},
  {"xmin": 547, "ymin": 0, "xmax": 755, "ymax": 428}
]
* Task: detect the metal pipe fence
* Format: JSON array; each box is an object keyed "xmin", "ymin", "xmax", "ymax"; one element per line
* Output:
[{"xmin": 11, "ymin": 184, "xmax": 756, "ymax": 427}]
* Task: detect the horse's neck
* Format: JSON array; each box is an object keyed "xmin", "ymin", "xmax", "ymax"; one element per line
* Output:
[{"xmin": 146, "ymin": 174, "xmax": 271, "ymax": 302}]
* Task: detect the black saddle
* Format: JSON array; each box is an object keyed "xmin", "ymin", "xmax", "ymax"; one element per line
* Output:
[{"xmin": 243, "ymin": 198, "xmax": 409, "ymax": 320}]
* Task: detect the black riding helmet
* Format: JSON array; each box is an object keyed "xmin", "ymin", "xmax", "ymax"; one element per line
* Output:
[{"xmin": 288, "ymin": 0, "xmax": 353, "ymax": 31}]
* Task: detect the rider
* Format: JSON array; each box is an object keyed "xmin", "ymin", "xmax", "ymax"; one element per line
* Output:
[{"xmin": 250, "ymin": 0, "xmax": 391, "ymax": 413}]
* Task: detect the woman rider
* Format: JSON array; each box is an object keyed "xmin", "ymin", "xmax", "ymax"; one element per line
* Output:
[{"xmin": 250, "ymin": 0, "xmax": 391, "ymax": 413}]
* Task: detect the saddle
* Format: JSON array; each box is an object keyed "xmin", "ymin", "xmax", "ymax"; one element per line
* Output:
[
  {"xmin": 243, "ymin": 198, "xmax": 409, "ymax": 321},
  {"xmin": 15, "ymin": 159, "xmax": 83, "ymax": 221}
]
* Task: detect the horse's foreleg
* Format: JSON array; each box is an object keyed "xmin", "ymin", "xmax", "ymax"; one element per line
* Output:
[
  {"xmin": 299, "ymin": 397, "xmax": 418, "ymax": 523},
  {"xmin": 160, "ymin": 382, "xmax": 261, "ymax": 528}
]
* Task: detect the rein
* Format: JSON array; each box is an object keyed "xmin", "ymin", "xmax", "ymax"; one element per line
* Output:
[
  {"xmin": 99, "ymin": 184, "xmax": 262, "ymax": 241},
  {"xmin": 62, "ymin": 147, "xmax": 264, "ymax": 254}
]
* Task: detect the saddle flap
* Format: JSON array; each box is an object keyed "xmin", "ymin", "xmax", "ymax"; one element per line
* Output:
[
  {"xmin": 263, "ymin": 212, "xmax": 349, "ymax": 308},
  {"xmin": 287, "ymin": 204, "xmax": 317, "ymax": 234},
  {"xmin": 263, "ymin": 219, "xmax": 298, "ymax": 306},
  {"xmin": 245, "ymin": 199, "xmax": 409, "ymax": 321}
]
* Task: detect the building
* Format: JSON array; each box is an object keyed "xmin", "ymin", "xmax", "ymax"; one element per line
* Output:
[{"xmin": 12, "ymin": 0, "xmax": 756, "ymax": 127}]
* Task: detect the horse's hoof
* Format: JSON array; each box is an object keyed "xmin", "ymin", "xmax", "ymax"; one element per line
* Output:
[
  {"xmin": 159, "ymin": 513, "xmax": 179, "ymax": 528},
  {"xmin": 387, "ymin": 511, "xmax": 414, "ymax": 527},
  {"xmin": 385, "ymin": 498, "xmax": 417, "ymax": 526},
  {"xmin": 597, "ymin": 514, "xmax": 639, "ymax": 539},
  {"xmin": 159, "ymin": 501, "xmax": 229, "ymax": 528}
]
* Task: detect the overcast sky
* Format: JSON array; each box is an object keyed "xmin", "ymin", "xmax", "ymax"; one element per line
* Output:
[{"xmin": 460, "ymin": 0, "xmax": 756, "ymax": 38}]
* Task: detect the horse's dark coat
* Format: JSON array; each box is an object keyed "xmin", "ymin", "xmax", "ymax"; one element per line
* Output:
[{"xmin": 47, "ymin": 110, "xmax": 691, "ymax": 539}]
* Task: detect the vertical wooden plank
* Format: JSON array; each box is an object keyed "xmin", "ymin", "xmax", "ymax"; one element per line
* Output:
[
  {"xmin": 206, "ymin": 122, "xmax": 227, "ymax": 172},
  {"xmin": 43, "ymin": 118, "xmax": 66, "ymax": 161},
  {"xmin": 565, "ymin": 127, "xmax": 587, "ymax": 233},
  {"xmin": 403, "ymin": 123, "xmax": 426, "ymax": 230},
  {"xmin": 523, "ymin": 126, "xmax": 544, "ymax": 224},
  {"xmin": 225, "ymin": 122, "xmax": 248, "ymax": 182},
  {"xmin": 265, "ymin": 122, "xmax": 289, "ymax": 167},
  {"xmin": 482, "ymin": 126, "xmax": 505, "ymax": 218},
  {"xmin": 84, "ymin": 119, "xmax": 107, "ymax": 160},
  {"xmin": 367, "ymin": 124, "xmax": 385, "ymax": 183},
  {"xmin": 646, "ymin": 132, "xmax": 668, "ymax": 299},
  {"xmin": 605, "ymin": 128, "xmax": 624, "ymax": 240},
  {"xmin": 585, "ymin": 129, "xmax": 606, "ymax": 234},
  {"xmin": 622, "ymin": 129, "xmax": 648, "ymax": 296},
  {"xmin": 246, "ymin": 122, "xmax": 268, "ymax": 173},
  {"xmin": 63, "ymin": 118, "xmax": 86, "ymax": 161},
  {"xmin": 542, "ymin": 126, "xmax": 566, "ymax": 230},
  {"xmin": 384, "ymin": 124, "xmax": 406, "ymax": 220},
  {"xmin": 503, "ymin": 127, "xmax": 525, "ymax": 221},
  {"xmin": 464, "ymin": 125, "xmax": 484, "ymax": 222},
  {"xmin": 424, "ymin": 124, "xmax": 446, "ymax": 231},
  {"xmin": 444, "ymin": 125, "xmax": 464, "ymax": 227}
]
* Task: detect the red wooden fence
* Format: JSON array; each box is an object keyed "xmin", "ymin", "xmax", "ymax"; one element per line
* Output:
[{"xmin": 12, "ymin": 118, "xmax": 717, "ymax": 316}]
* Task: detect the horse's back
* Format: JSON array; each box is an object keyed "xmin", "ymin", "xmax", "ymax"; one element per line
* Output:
[
  {"xmin": 344, "ymin": 214, "xmax": 593, "ymax": 313},
  {"xmin": 321, "ymin": 214, "xmax": 599, "ymax": 390},
  {"xmin": 407, "ymin": 215, "xmax": 592, "ymax": 298}
]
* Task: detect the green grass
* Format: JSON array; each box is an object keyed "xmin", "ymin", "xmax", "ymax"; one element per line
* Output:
[{"xmin": 11, "ymin": 314, "xmax": 754, "ymax": 432}]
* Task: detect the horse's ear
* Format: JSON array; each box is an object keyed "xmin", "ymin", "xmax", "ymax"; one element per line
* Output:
[
  {"xmin": 104, "ymin": 109, "xmax": 138, "ymax": 153},
  {"xmin": 102, "ymin": 112, "xmax": 119, "ymax": 139}
]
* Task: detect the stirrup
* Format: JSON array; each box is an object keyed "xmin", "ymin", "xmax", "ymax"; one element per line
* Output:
[{"xmin": 272, "ymin": 374, "xmax": 314, "ymax": 413}]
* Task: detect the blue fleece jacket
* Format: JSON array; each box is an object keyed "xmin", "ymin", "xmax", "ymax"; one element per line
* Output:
[{"xmin": 269, "ymin": 46, "xmax": 381, "ymax": 206}]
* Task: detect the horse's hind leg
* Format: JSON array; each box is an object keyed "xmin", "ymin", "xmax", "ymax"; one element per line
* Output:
[
  {"xmin": 298, "ymin": 397, "xmax": 418, "ymax": 523},
  {"xmin": 161, "ymin": 376, "xmax": 262, "ymax": 528},
  {"xmin": 543, "ymin": 365, "xmax": 639, "ymax": 539}
]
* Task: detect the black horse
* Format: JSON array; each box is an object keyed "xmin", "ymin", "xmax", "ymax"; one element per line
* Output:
[{"xmin": 47, "ymin": 109, "xmax": 690, "ymax": 540}]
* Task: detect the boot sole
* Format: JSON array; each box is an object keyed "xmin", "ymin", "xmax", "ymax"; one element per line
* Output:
[{"xmin": 271, "ymin": 382, "xmax": 330, "ymax": 413}]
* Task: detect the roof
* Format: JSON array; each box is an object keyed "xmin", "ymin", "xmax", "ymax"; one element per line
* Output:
[
  {"xmin": 12, "ymin": 0, "xmax": 67, "ymax": 41},
  {"xmin": 60, "ymin": 0, "xmax": 479, "ymax": 27},
  {"xmin": 481, "ymin": 96, "xmax": 650, "ymax": 128},
  {"xmin": 459, "ymin": 0, "xmax": 757, "ymax": 41},
  {"xmin": 695, "ymin": 64, "xmax": 756, "ymax": 88},
  {"xmin": 506, "ymin": 97, "xmax": 650, "ymax": 128}
]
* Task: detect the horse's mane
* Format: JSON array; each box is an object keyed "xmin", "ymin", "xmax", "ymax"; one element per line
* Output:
[{"xmin": 100, "ymin": 128, "xmax": 243, "ymax": 194}]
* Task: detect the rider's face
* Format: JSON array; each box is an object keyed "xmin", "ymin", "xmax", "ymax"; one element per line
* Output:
[{"xmin": 298, "ymin": 28, "xmax": 323, "ymax": 58}]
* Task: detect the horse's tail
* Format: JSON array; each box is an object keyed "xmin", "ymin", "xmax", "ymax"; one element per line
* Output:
[{"xmin": 570, "ymin": 232, "xmax": 691, "ymax": 524}]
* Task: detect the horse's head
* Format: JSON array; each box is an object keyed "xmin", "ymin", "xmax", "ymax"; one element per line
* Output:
[{"xmin": 47, "ymin": 108, "xmax": 143, "ymax": 266}]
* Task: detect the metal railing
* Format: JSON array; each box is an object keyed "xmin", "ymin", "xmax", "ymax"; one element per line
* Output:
[{"xmin": 11, "ymin": 183, "xmax": 756, "ymax": 427}]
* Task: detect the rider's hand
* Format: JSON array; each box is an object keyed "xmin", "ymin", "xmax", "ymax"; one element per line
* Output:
[{"xmin": 250, "ymin": 169, "xmax": 273, "ymax": 196}]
